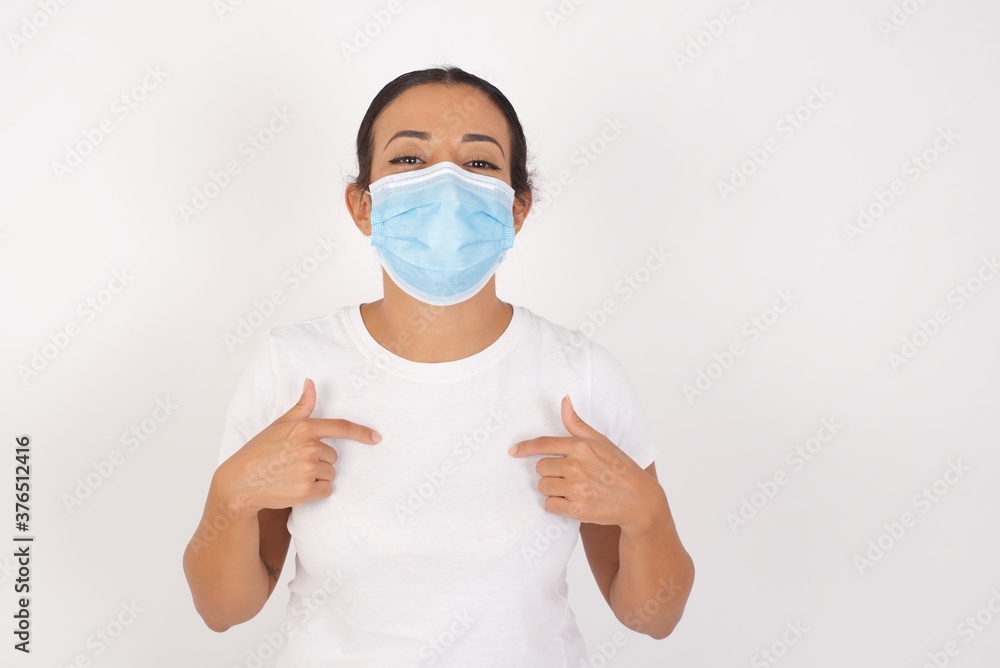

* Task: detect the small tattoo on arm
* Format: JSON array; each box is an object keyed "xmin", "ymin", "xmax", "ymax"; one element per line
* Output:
[{"xmin": 263, "ymin": 559, "xmax": 280, "ymax": 580}]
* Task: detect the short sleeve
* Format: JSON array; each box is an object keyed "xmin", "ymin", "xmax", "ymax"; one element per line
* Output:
[
  {"xmin": 587, "ymin": 340, "xmax": 658, "ymax": 470},
  {"xmin": 216, "ymin": 333, "xmax": 280, "ymax": 469}
]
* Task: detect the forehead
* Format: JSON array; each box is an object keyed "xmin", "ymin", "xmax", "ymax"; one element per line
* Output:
[{"xmin": 374, "ymin": 83, "xmax": 509, "ymax": 149}]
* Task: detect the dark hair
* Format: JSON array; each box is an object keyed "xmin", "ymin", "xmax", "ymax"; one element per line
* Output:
[{"xmin": 347, "ymin": 65, "xmax": 535, "ymax": 208}]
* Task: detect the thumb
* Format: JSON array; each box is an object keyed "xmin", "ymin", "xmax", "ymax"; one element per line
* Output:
[
  {"xmin": 275, "ymin": 377, "xmax": 316, "ymax": 423},
  {"xmin": 560, "ymin": 393, "xmax": 599, "ymax": 439}
]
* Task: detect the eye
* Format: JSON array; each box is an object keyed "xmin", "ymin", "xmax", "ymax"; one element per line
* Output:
[
  {"xmin": 387, "ymin": 154, "xmax": 501, "ymax": 171},
  {"xmin": 467, "ymin": 158, "xmax": 500, "ymax": 170},
  {"xmin": 388, "ymin": 154, "xmax": 423, "ymax": 165}
]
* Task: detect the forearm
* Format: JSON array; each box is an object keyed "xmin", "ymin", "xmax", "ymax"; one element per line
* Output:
[
  {"xmin": 609, "ymin": 491, "xmax": 694, "ymax": 639},
  {"xmin": 183, "ymin": 471, "xmax": 269, "ymax": 632}
]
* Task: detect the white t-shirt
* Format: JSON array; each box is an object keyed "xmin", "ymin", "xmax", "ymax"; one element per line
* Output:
[{"xmin": 215, "ymin": 302, "xmax": 658, "ymax": 668}]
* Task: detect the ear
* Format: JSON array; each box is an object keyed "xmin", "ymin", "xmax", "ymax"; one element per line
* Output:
[
  {"xmin": 345, "ymin": 184, "xmax": 372, "ymax": 236},
  {"xmin": 512, "ymin": 191, "xmax": 532, "ymax": 235}
]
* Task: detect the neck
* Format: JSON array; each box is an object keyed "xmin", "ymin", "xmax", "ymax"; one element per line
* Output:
[{"xmin": 359, "ymin": 277, "xmax": 513, "ymax": 363}]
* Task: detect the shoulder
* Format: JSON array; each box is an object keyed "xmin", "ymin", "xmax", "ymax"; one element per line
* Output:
[
  {"xmin": 515, "ymin": 304, "xmax": 617, "ymax": 370},
  {"xmin": 238, "ymin": 308, "xmax": 351, "ymax": 370},
  {"xmin": 263, "ymin": 307, "xmax": 346, "ymax": 346}
]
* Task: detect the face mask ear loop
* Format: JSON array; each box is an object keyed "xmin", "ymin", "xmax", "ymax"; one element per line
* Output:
[{"xmin": 364, "ymin": 187, "xmax": 383, "ymax": 245}]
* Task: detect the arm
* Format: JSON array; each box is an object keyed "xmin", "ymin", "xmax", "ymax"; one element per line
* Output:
[
  {"xmin": 258, "ymin": 506, "xmax": 293, "ymax": 599},
  {"xmin": 579, "ymin": 462, "xmax": 695, "ymax": 640},
  {"xmin": 183, "ymin": 376, "xmax": 376, "ymax": 632},
  {"xmin": 182, "ymin": 467, "xmax": 293, "ymax": 632}
]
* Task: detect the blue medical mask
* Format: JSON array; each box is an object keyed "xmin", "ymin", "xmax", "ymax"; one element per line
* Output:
[{"xmin": 367, "ymin": 161, "xmax": 516, "ymax": 306}]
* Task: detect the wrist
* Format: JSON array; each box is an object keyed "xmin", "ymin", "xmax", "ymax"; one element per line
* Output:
[
  {"xmin": 619, "ymin": 487, "xmax": 670, "ymax": 539},
  {"xmin": 210, "ymin": 466, "xmax": 259, "ymax": 519}
]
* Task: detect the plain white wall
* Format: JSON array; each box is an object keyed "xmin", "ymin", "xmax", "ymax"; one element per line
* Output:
[{"xmin": 2, "ymin": 0, "xmax": 999, "ymax": 666}]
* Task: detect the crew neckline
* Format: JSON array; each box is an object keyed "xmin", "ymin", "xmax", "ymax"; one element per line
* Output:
[{"xmin": 343, "ymin": 302, "xmax": 527, "ymax": 381}]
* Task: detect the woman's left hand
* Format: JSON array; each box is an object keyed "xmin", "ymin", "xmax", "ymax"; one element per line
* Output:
[{"xmin": 508, "ymin": 394, "xmax": 666, "ymax": 532}]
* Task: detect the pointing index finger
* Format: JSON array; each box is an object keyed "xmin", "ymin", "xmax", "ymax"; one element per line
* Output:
[
  {"xmin": 509, "ymin": 435, "xmax": 574, "ymax": 457},
  {"xmin": 305, "ymin": 417, "xmax": 382, "ymax": 445}
]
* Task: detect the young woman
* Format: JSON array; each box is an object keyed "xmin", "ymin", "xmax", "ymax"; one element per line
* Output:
[{"xmin": 183, "ymin": 66, "xmax": 694, "ymax": 667}]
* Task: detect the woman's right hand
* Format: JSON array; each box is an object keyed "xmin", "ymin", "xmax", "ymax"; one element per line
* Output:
[{"xmin": 215, "ymin": 377, "xmax": 381, "ymax": 513}]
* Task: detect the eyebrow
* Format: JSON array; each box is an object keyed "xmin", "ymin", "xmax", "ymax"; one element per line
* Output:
[{"xmin": 384, "ymin": 130, "xmax": 506, "ymax": 158}]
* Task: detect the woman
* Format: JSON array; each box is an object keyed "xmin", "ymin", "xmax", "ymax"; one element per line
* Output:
[{"xmin": 183, "ymin": 66, "xmax": 694, "ymax": 667}]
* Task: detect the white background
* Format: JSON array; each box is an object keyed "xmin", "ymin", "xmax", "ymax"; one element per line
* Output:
[{"xmin": 2, "ymin": 0, "xmax": 999, "ymax": 666}]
